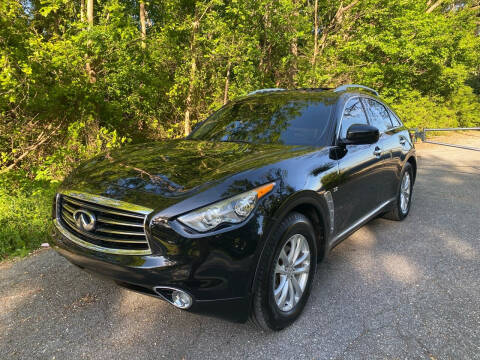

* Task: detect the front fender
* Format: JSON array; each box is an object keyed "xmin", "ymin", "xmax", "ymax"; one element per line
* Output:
[{"xmin": 249, "ymin": 190, "xmax": 332, "ymax": 296}]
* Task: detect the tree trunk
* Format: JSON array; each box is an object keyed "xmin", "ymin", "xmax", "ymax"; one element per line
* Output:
[
  {"xmin": 184, "ymin": 59, "xmax": 195, "ymax": 136},
  {"xmin": 184, "ymin": 21, "xmax": 199, "ymax": 136},
  {"xmin": 318, "ymin": 0, "xmax": 360, "ymax": 55},
  {"xmin": 87, "ymin": 0, "xmax": 93, "ymax": 25},
  {"xmin": 291, "ymin": 38, "xmax": 298, "ymax": 85},
  {"xmin": 223, "ymin": 62, "xmax": 231, "ymax": 105},
  {"xmin": 260, "ymin": 6, "xmax": 272, "ymax": 77},
  {"xmin": 86, "ymin": 0, "xmax": 96, "ymax": 83},
  {"xmin": 312, "ymin": 0, "xmax": 318, "ymax": 65},
  {"xmin": 426, "ymin": 0, "xmax": 443, "ymax": 13},
  {"xmin": 80, "ymin": 0, "xmax": 85, "ymax": 22},
  {"xmin": 140, "ymin": 1, "xmax": 146, "ymax": 49},
  {"xmin": 183, "ymin": 2, "xmax": 214, "ymax": 136},
  {"xmin": 290, "ymin": 1, "xmax": 299, "ymax": 86}
]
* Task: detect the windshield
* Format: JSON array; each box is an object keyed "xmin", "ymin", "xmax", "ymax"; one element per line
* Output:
[{"xmin": 189, "ymin": 94, "xmax": 334, "ymax": 147}]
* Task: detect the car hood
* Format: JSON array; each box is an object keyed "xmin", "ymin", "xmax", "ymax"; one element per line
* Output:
[{"xmin": 60, "ymin": 140, "xmax": 318, "ymax": 210}]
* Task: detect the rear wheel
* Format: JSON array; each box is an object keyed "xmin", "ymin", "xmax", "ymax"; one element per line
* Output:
[
  {"xmin": 383, "ymin": 162, "xmax": 413, "ymax": 221},
  {"xmin": 251, "ymin": 212, "xmax": 317, "ymax": 331}
]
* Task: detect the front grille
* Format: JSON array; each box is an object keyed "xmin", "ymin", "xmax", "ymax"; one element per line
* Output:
[{"xmin": 58, "ymin": 194, "xmax": 151, "ymax": 253}]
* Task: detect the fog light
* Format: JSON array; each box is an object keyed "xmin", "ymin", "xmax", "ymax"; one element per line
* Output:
[{"xmin": 171, "ymin": 290, "xmax": 193, "ymax": 309}]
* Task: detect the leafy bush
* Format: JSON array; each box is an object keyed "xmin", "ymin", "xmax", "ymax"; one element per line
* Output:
[{"xmin": 0, "ymin": 173, "xmax": 57, "ymax": 259}]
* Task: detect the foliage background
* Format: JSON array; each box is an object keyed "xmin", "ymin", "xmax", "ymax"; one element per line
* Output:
[{"xmin": 1, "ymin": 0, "xmax": 479, "ymax": 258}]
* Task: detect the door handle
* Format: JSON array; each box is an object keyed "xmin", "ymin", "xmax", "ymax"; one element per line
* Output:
[
  {"xmin": 373, "ymin": 147, "xmax": 382, "ymax": 157},
  {"xmin": 399, "ymin": 138, "xmax": 406, "ymax": 145}
]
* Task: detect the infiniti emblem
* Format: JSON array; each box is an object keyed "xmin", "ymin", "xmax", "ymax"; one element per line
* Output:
[{"xmin": 73, "ymin": 209, "xmax": 96, "ymax": 232}]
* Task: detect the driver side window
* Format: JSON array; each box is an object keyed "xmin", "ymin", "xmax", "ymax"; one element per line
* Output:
[
  {"xmin": 363, "ymin": 98, "xmax": 393, "ymax": 133},
  {"xmin": 340, "ymin": 98, "xmax": 368, "ymax": 139}
]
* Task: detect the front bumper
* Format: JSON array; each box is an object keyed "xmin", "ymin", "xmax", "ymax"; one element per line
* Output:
[{"xmin": 50, "ymin": 214, "xmax": 268, "ymax": 323}]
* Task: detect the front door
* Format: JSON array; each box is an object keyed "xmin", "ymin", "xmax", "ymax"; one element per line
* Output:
[{"xmin": 332, "ymin": 97, "xmax": 386, "ymax": 234}]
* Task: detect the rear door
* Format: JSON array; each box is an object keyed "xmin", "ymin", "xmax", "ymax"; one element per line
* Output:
[{"xmin": 385, "ymin": 107, "xmax": 412, "ymax": 199}]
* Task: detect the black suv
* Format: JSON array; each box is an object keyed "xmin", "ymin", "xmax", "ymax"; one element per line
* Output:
[{"xmin": 50, "ymin": 85, "xmax": 416, "ymax": 330}]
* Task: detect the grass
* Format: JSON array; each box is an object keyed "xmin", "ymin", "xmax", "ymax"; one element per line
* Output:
[{"xmin": 0, "ymin": 172, "xmax": 57, "ymax": 259}]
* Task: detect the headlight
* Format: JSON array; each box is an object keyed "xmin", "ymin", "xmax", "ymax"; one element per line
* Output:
[{"xmin": 177, "ymin": 182, "xmax": 275, "ymax": 232}]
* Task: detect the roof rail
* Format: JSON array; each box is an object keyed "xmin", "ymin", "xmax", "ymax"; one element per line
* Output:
[
  {"xmin": 248, "ymin": 88, "xmax": 286, "ymax": 95},
  {"xmin": 334, "ymin": 84, "xmax": 379, "ymax": 96},
  {"xmin": 294, "ymin": 87, "xmax": 333, "ymax": 92}
]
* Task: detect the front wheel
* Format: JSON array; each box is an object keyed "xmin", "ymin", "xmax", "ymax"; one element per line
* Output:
[
  {"xmin": 251, "ymin": 212, "xmax": 317, "ymax": 331},
  {"xmin": 383, "ymin": 162, "xmax": 414, "ymax": 221}
]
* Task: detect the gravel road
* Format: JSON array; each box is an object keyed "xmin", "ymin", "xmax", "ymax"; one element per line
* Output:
[{"xmin": 1, "ymin": 138, "xmax": 479, "ymax": 360}]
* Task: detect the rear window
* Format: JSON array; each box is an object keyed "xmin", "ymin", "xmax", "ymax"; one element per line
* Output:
[{"xmin": 190, "ymin": 95, "xmax": 333, "ymax": 147}]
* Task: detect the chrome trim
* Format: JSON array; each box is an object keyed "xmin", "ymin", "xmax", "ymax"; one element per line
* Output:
[
  {"xmin": 96, "ymin": 216, "xmax": 144, "ymax": 228},
  {"xmin": 55, "ymin": 193, "xmax": 62, "ymax": 218},
  {"xmin": 56, "ymin": 191, "xmax": 154, "ymax": 254},
  {"xmin": 61, "ymin": 190, "xmax": 152, "ymax": 216},
  {"xmin": 323, "ymin": 191, "xmax": 335, "ymax": 234},
  {"xmin": 54, "ymin": 219, "xmax": 152, "ymax": 255},
  {"xmin": 63, "ymin": 203, "xmax": 76, "ymax": 213},
  {"xmin": 95, "ymin": 227, "xmax": 145, "ymax": 236},
  {"xmin": 65, "ymin": 204, "xmax": 144, "ymax": 228},
  {"xmin": 153, "ymin": 286, "xmax": 194, "ymax": 309},
  {"xmin": 62, "ymin": 196, "xmax": 145, "ymax": 219},
  {"xmin": 331, "ymin": 199, "xmax": 394, "ymax": 245},
  {"xmin": 72, "ymin": 209, "xmax": 96, "ymax": 232},
  {"xmin": 61, "ymin": 214, "xmax": 147, "ymax": 244}
]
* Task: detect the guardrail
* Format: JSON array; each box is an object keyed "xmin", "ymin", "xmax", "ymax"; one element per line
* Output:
[{"xmin": 409, "ymin": 127, "xmax": 480, "ymax": 151}]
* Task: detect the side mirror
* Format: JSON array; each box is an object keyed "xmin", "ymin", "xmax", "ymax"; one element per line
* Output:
[{"xmin": 343, "ymin": 124, "xmax": 379, "ymax": 145}]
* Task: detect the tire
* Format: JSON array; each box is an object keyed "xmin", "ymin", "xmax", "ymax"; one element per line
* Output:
[
  {"xmin": 383, "ymin": 162, "xmax": 413, "ymax": 221},
  {"xmin": 251, "ymin": 212, "xmax": 317, "ymax": 331}
]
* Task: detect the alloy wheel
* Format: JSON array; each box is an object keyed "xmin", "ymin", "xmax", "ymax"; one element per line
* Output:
[
  {"xmin": 400, "ymin": 172, "xmax": 411, "ymax": 214},
  {"xmin": 273, "ymin": 234, "xmax": 311, "ymax": 312}
]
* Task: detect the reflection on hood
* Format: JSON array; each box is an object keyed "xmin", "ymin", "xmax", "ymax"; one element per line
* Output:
[{"xmin": 62, "ymin": 140, "xmax": 318, "ymax": 199}]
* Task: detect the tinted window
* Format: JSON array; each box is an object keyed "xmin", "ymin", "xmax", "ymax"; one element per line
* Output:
[
  {"xmin": 364, "ymin": 99, "xmax": 393, "ymax": 133},
  {"xmin": 190, "ymin": 95, "xmax": 334, "ymax": 146},
  {"xmin": 388, "ymin": 109, "xmax": 402, "ymax": 127},
  {"xmin": 340, "ymin": 98, "xmax": 368, "ymax": 138}
]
